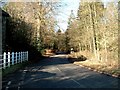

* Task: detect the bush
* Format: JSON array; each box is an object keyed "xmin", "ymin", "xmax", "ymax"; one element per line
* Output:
[{"xmin": 41, "ymin": 49, "xmax": 46, "ymax": 55}]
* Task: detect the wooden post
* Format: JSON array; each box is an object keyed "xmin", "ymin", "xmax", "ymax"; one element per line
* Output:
[
  {"xmin": 24, "ymin": 52, "xmax": 25, "ymax": 61},
  {"xmin": 23, "ymin": 52, "xmax": 24, "ymax": 62},
  {"xmin": 21, "ymin": 52, "xmax": 22, "ymax": 63},
  {"xmin": 22, "ymin": 52, "xmax": 23, "ymax": 62},
  {"xmin": 25, "ymin": 52, "xmax": 27, "ymax": 61},
  {"xmin": 8, "ymin": 52, "xmax": 10, "ymax": 67},
  {"xmin": 12, "ymin": 52, "xmax": 14, "ymax": 65},
  {"xmin": 15, "ymin": 52, "xmax": 17, "ymax": 64},
  {"xmin": 27, "ymin": 51, "xmax": 28, "ymax": 61},
  {"xmin": 19, "ymin": 52, "xmax": 20, "ymax": 63},
  {"xmin": 3, "ymin": 52, "xmax": 6, "ymax": 69}
]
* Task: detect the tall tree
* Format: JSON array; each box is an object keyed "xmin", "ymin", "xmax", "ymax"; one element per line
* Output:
[{"xmin": 67, "ymin": 0, "xmax": 118, "ymax": 67}]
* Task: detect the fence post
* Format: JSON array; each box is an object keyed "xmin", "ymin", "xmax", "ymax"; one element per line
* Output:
[
  {"xmin": 24, "ymin": 52, "xmax": 25, "ymax": 61},
  {"xmin": 3, "ymin": 52, "xmax": 6, "ymax": 69},
  {"xmin": 21, "ymin": 52, "xmax": 22, "ymax": 63},
  {"xmin": 12, "ymin": 52, "xmax": 14, "ymax": 65},
  {"xmin": 27, "ymin": 51, "xmax": 28, "ymax": 61},
  {"xmin": 3, "ymin": 51, "xmax": 28, "ymax": 69},
  {"xmin": 23, "ymin": 52, "xmax": 24, "ymax": 62},
  {"xmin": 16, "ymin": 52, "xmax": 17, "ymax": 64},
  {"xmin": 22, "ymin": 52, "xmax": 24, "ymax": 62},
  {"xmin": 8, "ymin": 52, "xmax": 10, "ymax": 67},
  {"xmin": 23, "ymin": 52, "xmax": 24, "ymax": 61},
  {"xmin": 26, "ymin": 52, "xmax": 27, "ymax": 61},
  {"xmin": 18, "ymin": 52, "xmax": 20, "ymax": 63}
]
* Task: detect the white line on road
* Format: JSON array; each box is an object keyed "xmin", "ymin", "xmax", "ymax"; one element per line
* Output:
[
  {"xmin": 70, "ymin": 78, "xmax": 86, "ymax": 88},
  {"xmin": 56, "ymin": 67, "xmax": 62, "ymax": 73},
  {"xmin": 56, "ymin": 66, "xmax": 83, "ymax": 87},
  {"xmin": 71, "ymin": 79, "xmax": 81, "ymax": 86}
]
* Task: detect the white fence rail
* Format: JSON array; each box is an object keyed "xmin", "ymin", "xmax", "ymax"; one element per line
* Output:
[{"xmin": 0, "ymin": 51, "xmax": 28, "ymax": 69}]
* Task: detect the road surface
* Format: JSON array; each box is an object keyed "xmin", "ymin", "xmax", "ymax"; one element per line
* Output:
[{"xmin": 2, "ymin": 55, "xmax": 120, "ymax": 89}]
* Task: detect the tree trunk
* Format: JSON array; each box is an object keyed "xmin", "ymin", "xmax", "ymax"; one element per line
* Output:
[
  {"xmin": 93, "ymin": 3, "xmax": 100, "ymax": 61},
  {"xmin": 89, "ymin": 3, "xmax": 97, "ymax": 59}
]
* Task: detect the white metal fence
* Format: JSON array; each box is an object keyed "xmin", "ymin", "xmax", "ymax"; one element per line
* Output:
[{"xmin": 0, "ymin": 51, "xmax": 28, "ymax": 69}]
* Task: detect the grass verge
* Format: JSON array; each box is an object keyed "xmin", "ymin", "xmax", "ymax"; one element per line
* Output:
[
  {"xmin": 2, "ymin": 61, "xmax": 29, "ymax": 77},
  {"xmin": 68, "ymin": 52, "xmax": 120, "ymax": 78}
]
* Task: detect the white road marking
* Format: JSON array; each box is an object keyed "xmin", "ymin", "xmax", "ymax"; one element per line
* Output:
[
  {"xmin": 71, "ymin": 79, "xmax": 81, "ymax": 86},
  {"xmin": 7, "ymin": 81, "xmax": 11, "ymax": 85},
  {"xmin": 5, "ymin": 81, "xmax": 11, "ymax": 90},
  {"xmin": 56, "ymin": 66, "xmax": 82, "ymax": 87},
  {"xmin": 56, "ymin": 67, "xmax": 62, "ymax": 73}
]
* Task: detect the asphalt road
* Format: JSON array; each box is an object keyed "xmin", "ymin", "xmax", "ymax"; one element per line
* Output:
[{"xmin": 2, "ymin": 55, "xmax": 120, "ymax": 89}]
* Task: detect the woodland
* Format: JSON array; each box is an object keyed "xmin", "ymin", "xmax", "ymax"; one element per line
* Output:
[{"xmin": 2, "ymin": 0, "xmax": 119, "ymax": 74}]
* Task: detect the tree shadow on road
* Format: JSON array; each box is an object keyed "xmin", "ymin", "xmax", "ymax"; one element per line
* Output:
[
  {"xmin": 2, "ymin": 55, "xmax": 120, "ymax": 89},
  {"xmin": 2, "ymin": 70, "xmax": 57, "ymax": 88},
  {"xmin": 27, "ymin": 56, "xmax": 70, "ymax": 67}
]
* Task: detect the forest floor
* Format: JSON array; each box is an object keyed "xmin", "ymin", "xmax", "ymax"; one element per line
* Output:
[{"xmin": 68, "ymin": 52, "xmax": 120, "ymax": 79}]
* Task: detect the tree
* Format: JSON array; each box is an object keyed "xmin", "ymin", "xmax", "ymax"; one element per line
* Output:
[
  {"xmin": 3, "ymin": 1, "xmax": 61, "ymax": 61},
  {"xmin": 67, "ymin": 0, "xmax": 118, "ymax": 67},
  {"xmin": 55, "ymin": 29, "xmax": 66, "ymax": 52}
]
